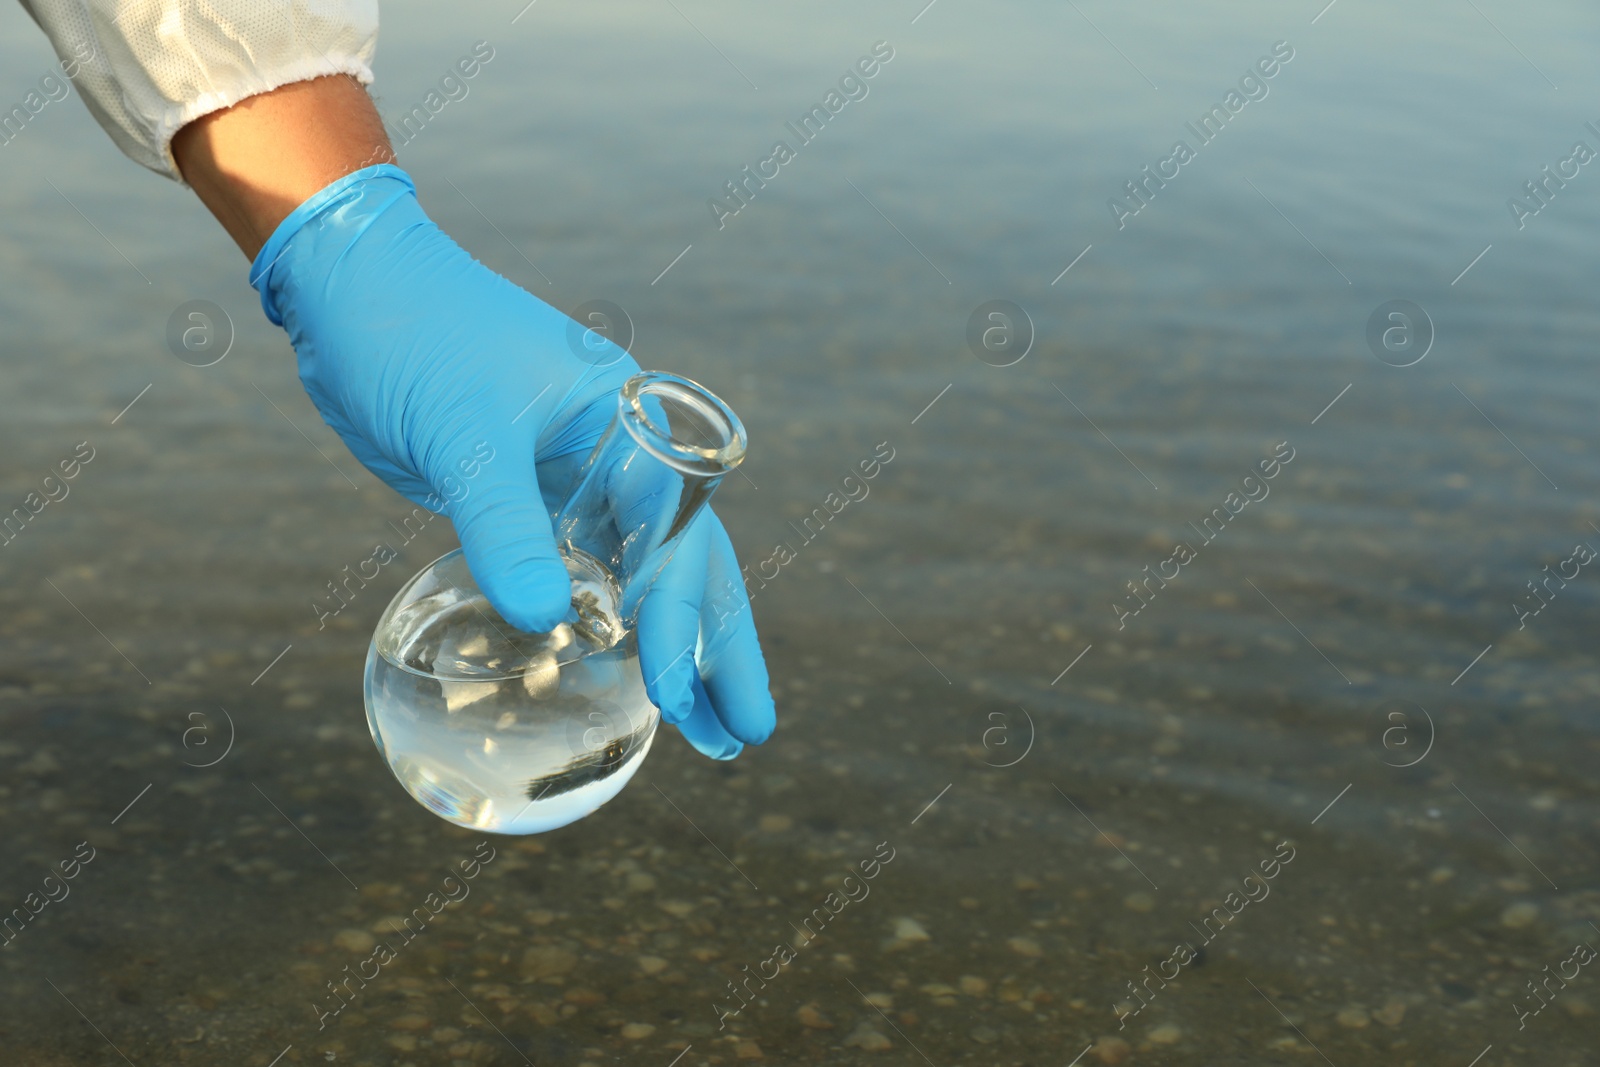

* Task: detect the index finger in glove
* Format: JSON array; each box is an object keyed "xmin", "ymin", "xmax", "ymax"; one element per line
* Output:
[{"xmin": 446, "ymin": 443, "xmax": 574, "ymax": 635}]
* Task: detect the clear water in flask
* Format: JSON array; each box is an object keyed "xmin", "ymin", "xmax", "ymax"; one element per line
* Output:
[
  {"xmin": 363, "ymin": 371, "xmax": 748, "ymax": 834},
  {"xmin": 364, "ymin": 549, "xmax": 658, "ymax": 835}
]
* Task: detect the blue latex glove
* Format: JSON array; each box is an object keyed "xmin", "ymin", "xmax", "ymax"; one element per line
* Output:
[{"xmin": 249, "ymin": 164, "xmax": 773, "ymax": 758}]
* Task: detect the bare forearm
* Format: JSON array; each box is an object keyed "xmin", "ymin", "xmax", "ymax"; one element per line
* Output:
[{"xmin": 171, "ymin": 75, "xmax": 395, "ymax": 259}]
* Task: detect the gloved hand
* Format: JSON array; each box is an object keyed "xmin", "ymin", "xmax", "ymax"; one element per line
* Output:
[{"xmin": 249, "ymin": 164, "xmax": 773, "ymax": 758}]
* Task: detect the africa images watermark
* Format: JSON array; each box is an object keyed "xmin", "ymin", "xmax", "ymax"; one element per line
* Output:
[
  {"xmin": 736, "ymin": 441, "xmax": 896, "ymax": 608},
  {"xmin": 1512, "ymin": 535, "xmax": 1596, "ymax": 631},
  {"xmin": 1113, "ymin": 839, "xmax": 1297, "ymax": 1030},
  {"xmin": 1506, "ymin": 121, "xmax": 1600, "ymax": 230},
  {"xmin": 0, "ymin": 441, "xmax": 96, "ymax": 549},
  {"xmin": 1513, "ymin": 939, "xmax": 1596, "ymax": 1031},
  {"xmin": 1109, "ymin": 40, "xmax": 1296, "ymax": 230},
  {"xmin": 1114, "ymin": 440, "xmax": 1295, "ymax": 630},
  {"xmin": 312, "ymin": 841, "xmax": 497, "ymax": 1030},
  {"xmin": 312, "ymin": 440, "xmax": 495, "ymax": 629},
  {"xmin": 1, "ymin": 40, "xmax": 95, "ymax": 148},
  {"xmin": 708, "ymin": 41, "xmax": 896, "ymax": 230},
  {"xmin": 711, "ymin": 840, "xmax": 897, "ymax": 1030},
  {"xmin": 382, "ymin": 40, "xmax": 496, "ymax": 148},
  {"xmin": 703, "ymin": 440, "xmax": 896, "ymax": 638},
  {"xmin": 1, "ymin": 841, "xmax": 97, "ymax": 951}
]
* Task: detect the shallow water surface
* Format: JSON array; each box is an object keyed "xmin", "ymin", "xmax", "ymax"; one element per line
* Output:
[{"xmin": 0, "ymin": 1, "xmax": 1597, "ymax": 1064}]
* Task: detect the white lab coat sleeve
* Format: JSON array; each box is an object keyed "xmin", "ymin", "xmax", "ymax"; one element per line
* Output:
[{"xmin": 17, "ymin": 0, "xmax": 378, "ymax": 181}]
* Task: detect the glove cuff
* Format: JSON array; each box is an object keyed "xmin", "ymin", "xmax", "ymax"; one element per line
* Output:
[{"xmin": 248, "ymin": 163, "xmax": 418, "ymax": 326}]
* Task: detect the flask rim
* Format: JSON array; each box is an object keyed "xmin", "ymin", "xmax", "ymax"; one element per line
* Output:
[{"xmin": 618, "ymin": 371, "xmax": 746, "ymax": 474}]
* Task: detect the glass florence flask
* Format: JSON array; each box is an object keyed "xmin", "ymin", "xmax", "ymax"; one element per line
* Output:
[{"xmin": 364, "ymin": 372, "xmax": 747, "ymax": 834}]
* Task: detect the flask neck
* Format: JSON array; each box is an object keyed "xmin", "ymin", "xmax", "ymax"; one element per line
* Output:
[{"xmin": 552, "ymin": 372, "xmax": 746, "ymax": 622}]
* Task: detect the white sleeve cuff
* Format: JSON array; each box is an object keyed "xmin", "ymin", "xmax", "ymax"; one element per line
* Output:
[{"xmin": 19, "ymin": 0, "xmax": 379, "ymax": 181}]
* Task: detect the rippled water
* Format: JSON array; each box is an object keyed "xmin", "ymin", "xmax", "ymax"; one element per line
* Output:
[{"xmin": 1, "ymin": 1, "xmax": 1597, "ymax": 1063}]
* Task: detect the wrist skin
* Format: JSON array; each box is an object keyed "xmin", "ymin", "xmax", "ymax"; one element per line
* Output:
[{"xmin": 171, "ymin": 74, "xmax": 396, "ymax": 260}]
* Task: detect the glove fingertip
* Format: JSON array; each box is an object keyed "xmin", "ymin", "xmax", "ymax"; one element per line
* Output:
[
  {"xmin": 481, "ymin": 556, "xmax": 573, "ymax": 634},
  {"xmin": 697, "ymin": 627, "xmax": 776, "ymax": 746},
  {"xmin": 736, "ymin": 710, "xmax": 776, "ymax": 746},
  {"xmin": 696, "ymin": 669, "xmax": 772, "ymax": 747},
  {"xmin": 729, "ymin": 705, "xmax": 776, "ymax": 746},
  {"xmin": 672, "ymin": 673, "xmax": 745, "ymax": 760},
  {"xmin": 638, "ymin": 594, "xmax": 701, "ymax": 724},
  {"xmin": 451, "ymin": 469, "xmax": 573, "ymax": 634}
]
